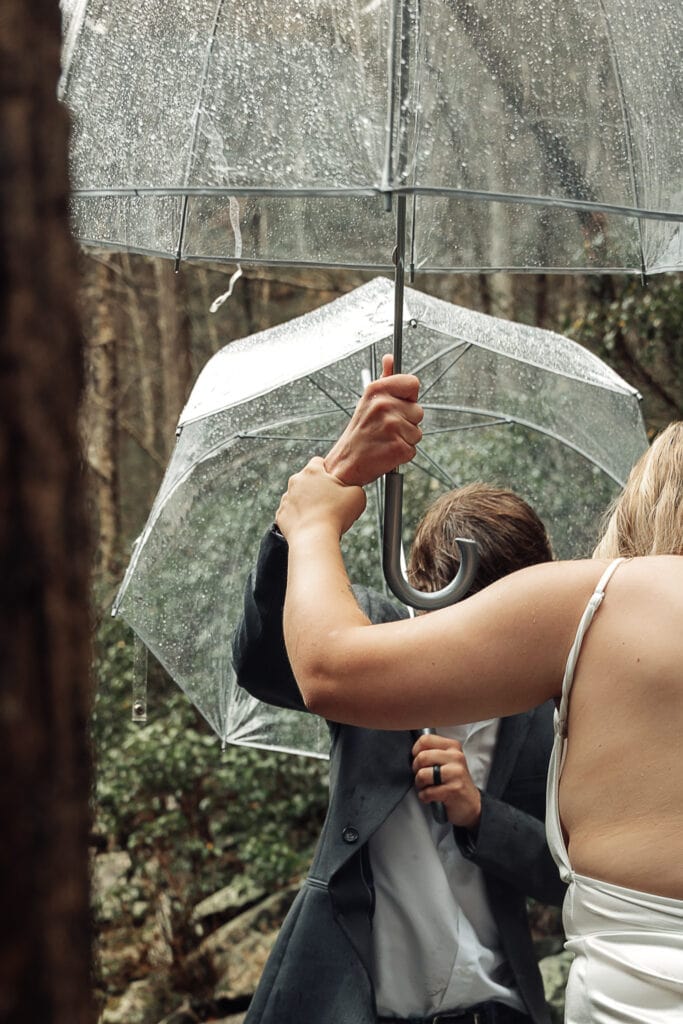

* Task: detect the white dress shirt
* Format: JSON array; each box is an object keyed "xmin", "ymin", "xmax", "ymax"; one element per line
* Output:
[{"xmin": 369, "ymin": 719, "xmax": 526, "ymax": 1017}]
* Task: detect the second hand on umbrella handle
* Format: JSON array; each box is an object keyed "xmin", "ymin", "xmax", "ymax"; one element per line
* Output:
[{"xmin": 420, "ymin": 728, "xmax": 448, "ymax": 825}]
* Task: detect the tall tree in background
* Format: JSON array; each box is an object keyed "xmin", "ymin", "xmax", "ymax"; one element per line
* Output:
[
  {"xmin": 0, "ymin": 3, "xmax": 94, "ymax": 1023},
  {"xmin": 82, "ymin": 257, "xmax": 121, "ymax": 582}
]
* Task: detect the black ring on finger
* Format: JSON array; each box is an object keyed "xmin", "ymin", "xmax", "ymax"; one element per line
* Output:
[{"xmin": 432, "ymin": 764, "xmax": 442, "ymax": 786}]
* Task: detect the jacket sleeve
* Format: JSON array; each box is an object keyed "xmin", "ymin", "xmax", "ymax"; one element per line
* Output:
[
  {"xmin": 454, "ymin": 704, "xmax": 566, "ymax": 907},
  {"xmin": 455, "ymin": 793, "xmax": 565, "ymax": 906},
  {"xmin": 231, "ymin": 525, "xmax": 304, "ymax": 711},
  {"xmin": 231, "ymin": 525, "xmax": 407, "ymax": 712}
]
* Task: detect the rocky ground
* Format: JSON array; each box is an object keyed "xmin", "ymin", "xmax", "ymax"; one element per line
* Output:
[{"xmin": 93, "ymin": 851, "xmax": 570, "ymax": 1024}]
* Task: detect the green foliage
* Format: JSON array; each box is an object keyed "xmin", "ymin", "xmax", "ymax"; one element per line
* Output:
[
  {"xmin": 93, "ymin": 616, "xmax": 328, "ymax": 908},
  {"xmin": 564, "ymin": 274, "xmax": 683, "ymax": 429},
  {"xmin": 567, "ymin": 275, "xmax": 683, "ymax": 357}
]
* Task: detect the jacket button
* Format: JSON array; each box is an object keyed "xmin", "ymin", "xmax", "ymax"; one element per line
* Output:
[{"xmin": 342, "ymin": 826, "xmax": 359, "ymax": 844}]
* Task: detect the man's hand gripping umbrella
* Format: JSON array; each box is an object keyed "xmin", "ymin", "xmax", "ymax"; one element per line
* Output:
[
  {"xmin": 322, "ymin": 354, "xmax": 423, "ymax": 486},
  {"xmin": 277, "ymin": 361, "xmax": 468, "ymax": 822},
  {"xmin": 323, "ymin": 355, "xmax": 479, "ymax": 612}
]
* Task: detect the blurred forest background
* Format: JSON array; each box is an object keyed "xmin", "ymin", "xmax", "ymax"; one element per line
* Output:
[
  {"xmin": 84, "ymin": 255, "xmax": 682, "ymax": 1023},
  {"xmin": 4, "ymin": 5, "xmax": 682, "ymax": 1024}
]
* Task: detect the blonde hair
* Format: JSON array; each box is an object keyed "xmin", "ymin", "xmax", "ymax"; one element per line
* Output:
[{"xmin": 593, "ymin": 421, "xmax": 683, "ymax": 558}]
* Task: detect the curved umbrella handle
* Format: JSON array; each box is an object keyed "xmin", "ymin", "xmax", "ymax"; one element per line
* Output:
[{"xmin": 382, "ymin": 471, "xmax": 479, "ymax": 610}]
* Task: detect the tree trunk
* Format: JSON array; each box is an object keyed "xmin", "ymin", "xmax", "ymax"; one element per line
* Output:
[
  {"xmin": 0, "ymin": 3, "xmax": 94, "ymax": 1024},
  {"xmin": 154, "ymin": 261, "xmax": 193, "ymax": 459},
  {"xmin": 82, "ymin": 256, "xmax": 122, "ymax": 582},
  {"xmin": 123, "ymin": 253, "xmax": 160, "ymax": 462}
]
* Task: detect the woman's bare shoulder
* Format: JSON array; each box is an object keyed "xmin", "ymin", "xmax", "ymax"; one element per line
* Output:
[{"xmin": 491, "ymin": 553, "xmax": 683, "ymax": 597}]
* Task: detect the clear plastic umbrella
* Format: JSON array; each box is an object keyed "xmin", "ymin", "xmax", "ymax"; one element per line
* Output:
[
  {"xmin": 60, "ymin": 0, "xmax": 682, "ymax": 603},
  {"xmin": 112, "ymin": 278, "xmax": 648, "ymax": 756},
  {"xmin": 60, "ymin": 0, "xmax": 682, "ymax": 275}
]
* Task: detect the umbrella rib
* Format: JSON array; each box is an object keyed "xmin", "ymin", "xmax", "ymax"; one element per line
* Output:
[
  {"xmin": 407, "ymin": 321, "xmax": 638, "ymax": 396},
  {"xmin": 237, "ymin": 433, "xmax": 339, "ymax": 443},
  {"xmin": 382, "ymin": 0, "xmax": 402, "ymax": 192},
  {"xmin": 234, "ymin": 429, "xmax": 458, "ymax": 489},
  {"xmin": 129, "ymin": 408, "xmax": 345, "ymax": 532},
  {"xmin": 57, "ymin": 0, "xmax": 88, "ymax": 97},
  {"xmin": 421, "ymin": 406, "xmax": 628, "ymax": 485},
  {"xmin": 370, "ymin": 476, "xmax": 389, "ymax": 595},
  {"xmin": 69, "ymin": 186, "xmax": 683, "ymax": 224},
  {"xmin": 306, "ymin": 372, "xmax": 362, "ymax": 413},
  {"xmin": 420, "ymin": 416, "xmax": 512, "ymax": 436},
  {"xmin": 415, "ymin": 344, "xmax": 473, "ymax": 400},
  {"xmin": 232, "ymin": 380, "xmax": 357, "ymax": 445},
  {"xmin": 235, "ymin": 406, "xmax": 356, "ymax": 443},
  {"xmin": 228, "ymin": 737, "xmax": 329, "ymax": 761},
  {"xmin": 597, "ymin": 0, "xmax": 647, "ymax": 279},
  {"xmin": 411, "ymin": 414, "xmax": 513, "ymax": 489},
  {"xmin": 174, "ymin": 0, "xmax": 228, "ymax": 267},
  {"xmin": 408, "ymin": 339, "xmax": 471, "ymax": 377},
  {"xmin": 411, "ymin": 447, "xmax": 459, "ymax": 489}
]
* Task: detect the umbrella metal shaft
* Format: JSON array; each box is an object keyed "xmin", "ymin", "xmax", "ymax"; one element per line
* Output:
[
  {"xmin": 383, "ymin": 195, "xmax": 480, "ymax": 611},
  {"xmin": 392, "ymin": 194, "xmax": 407, "ymax": 375}
]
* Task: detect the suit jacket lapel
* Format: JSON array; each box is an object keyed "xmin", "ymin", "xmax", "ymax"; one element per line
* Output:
[{"xmin": 339, "ymin": 727, "xmax": 413, "ymax": 839}]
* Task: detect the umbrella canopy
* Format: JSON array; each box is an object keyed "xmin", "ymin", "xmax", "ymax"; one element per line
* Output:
[
  {"xmin": 113, "ymin": 278, "xmax": 648, "ymax": 756},
  {"xmin": 60, "ymin": 0, "xmax": 683, "ymax": 274}
]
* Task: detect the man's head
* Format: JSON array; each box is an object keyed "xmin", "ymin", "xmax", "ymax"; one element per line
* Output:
[{"xmin": 407, "ymin": 483, "xmax": 553, "ymax": 595}]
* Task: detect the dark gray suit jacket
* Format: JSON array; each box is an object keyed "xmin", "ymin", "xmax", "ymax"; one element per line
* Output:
[{"xmin": 232, "ymin": 527, "xmax": 565, "ymax": 1024}]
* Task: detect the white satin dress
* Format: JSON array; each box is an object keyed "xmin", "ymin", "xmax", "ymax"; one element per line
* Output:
[{"xmin": 546, "ymin": 558, "xmax": 683, "ymax": 1023}]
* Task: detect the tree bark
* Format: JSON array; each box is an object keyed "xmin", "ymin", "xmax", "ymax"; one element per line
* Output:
[
  {"xmin": 0, "ymin": 3, "xmax": 94, "ymax": 1024},
  {"xmin": 123, "ymin": 253, "xmax": 160, "ymax": 461},
  {"xmin": 154, "ymin": 261, "xmax": 193, "ymax": 459},
  {"xmin": 82, "ymin": 256, "xmax": 121, "ymax": 582}
]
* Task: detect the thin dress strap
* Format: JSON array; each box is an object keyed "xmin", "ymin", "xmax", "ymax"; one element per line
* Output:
[
  {"xmin": 556, "ymin": 557, "xmax": 627, "ymax": 739},
  {"xmin": 546, "ymin": 557, "xmax": 627, "ymax": 880}
]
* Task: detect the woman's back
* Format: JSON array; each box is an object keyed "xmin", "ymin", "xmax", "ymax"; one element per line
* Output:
[
  {"xmin": 557, "ymin": 555, "xmax": 683, "ymax": 898},
  {"xmin": 275, "ymin": 409, "xmax": 683, "ymax": 1022},
  {"xmin": 547, "ymin": 556, "xmax": 683, "ymax": 1023}
]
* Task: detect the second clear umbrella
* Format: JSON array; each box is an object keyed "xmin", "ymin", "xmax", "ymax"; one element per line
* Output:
[{"xmin": 113, "ymin": 278, "xmax": 648, "ymax": 757}]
